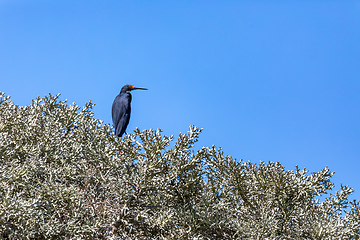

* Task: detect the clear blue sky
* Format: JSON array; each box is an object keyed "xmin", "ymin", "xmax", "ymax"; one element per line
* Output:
[{"xmin": 1, "ymin": 1, "xmax": 360, "ymax": 200}]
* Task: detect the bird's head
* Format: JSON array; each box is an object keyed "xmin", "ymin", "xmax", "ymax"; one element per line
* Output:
[{"xmin": 121, "ymin": 84, "xmax": 148, "ymax": 93}]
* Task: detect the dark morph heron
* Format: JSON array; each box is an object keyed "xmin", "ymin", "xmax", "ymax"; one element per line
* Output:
[{"xmin": 112, "ymin": 84, "xmax": 148, "ymax": 137}]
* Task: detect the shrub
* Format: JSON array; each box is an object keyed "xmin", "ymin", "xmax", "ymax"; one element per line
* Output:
[{"xmin": 0, "ymin": 92, "xmax": 359, "ymax": 239}]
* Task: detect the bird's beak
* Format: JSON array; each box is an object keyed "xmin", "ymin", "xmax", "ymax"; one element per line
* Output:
[{"xmin": 131, "ymin": 86, "xmax": 148, "ymax": 91}]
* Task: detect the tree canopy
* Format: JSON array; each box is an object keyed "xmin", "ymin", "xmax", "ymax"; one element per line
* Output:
[{"xmin": 0, "ymin": 93, "xmax": 359, "ymax": 239}]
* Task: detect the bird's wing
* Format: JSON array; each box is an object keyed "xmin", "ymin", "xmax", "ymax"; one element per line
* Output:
[
  {"xmin": 112, "ymin": 95, "xmax": 130, "ymax": 137},
  {"xmin": 116, "ymin": 110, "xmax": 130, "ymax": 137},
  {"xmin": 112, "ymin": 95, "xmax": 125, "ymax": 134}
]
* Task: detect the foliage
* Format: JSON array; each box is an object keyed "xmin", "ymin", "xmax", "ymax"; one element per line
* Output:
[{"xmin": 0, "ymin": 92, "xmax": 359, "ymax": 239}]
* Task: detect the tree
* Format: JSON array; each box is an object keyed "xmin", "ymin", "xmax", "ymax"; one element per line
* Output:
[{"xmin": 0, "ymin": 92, "xmax": 359, "ymax": 239}]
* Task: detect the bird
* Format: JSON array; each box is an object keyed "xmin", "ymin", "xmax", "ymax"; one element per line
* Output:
[{"xmin": 112, "ymin": 84, "xmax": 148, "ymax": 137}]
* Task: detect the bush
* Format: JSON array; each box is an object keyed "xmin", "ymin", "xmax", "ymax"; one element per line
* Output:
[{"xmin": 0, "ymin": 92, "xmax": 359, "ymax": 239}]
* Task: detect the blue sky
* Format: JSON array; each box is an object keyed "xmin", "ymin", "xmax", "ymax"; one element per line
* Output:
[{"xmin": 1, "ymin": 1, "xmax": 360, "ymax": 200}]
